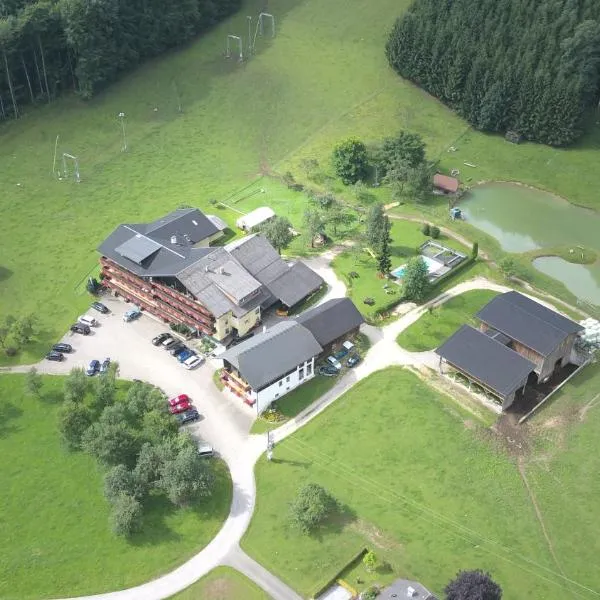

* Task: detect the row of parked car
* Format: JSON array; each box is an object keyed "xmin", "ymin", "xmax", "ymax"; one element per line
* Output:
[
  {"xmin": 86, "ymin": 357, "xmax": 111, "ymax": 376},
  {"xmin": 46, "ymin": 302, "xmax": 110, "ymax": 361},
  {"xmin": 168, "ymin": 393, "xmax": 201, "ymax": 424},
  {"xmin": 318, "ymin": 341, "xmax": 361, "ymax": 377},
  {"xmin": 151, "ymin": 333, "xmax": 204, "ymax": 370}
]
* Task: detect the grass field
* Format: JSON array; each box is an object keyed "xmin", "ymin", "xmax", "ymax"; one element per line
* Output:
[
  {"xmin": 396, "ymin": 290, "xmax": 499, "ymax": 351},
  {"xmin": 0, "ymin": 374, "xmax": 232, "ymax": 599},
  {"xmin": 169, "ymin": 566, "xmax": 269, "ymax": 600},
  {"xmin": 242, "ymin": 367, "xmax": 585, "ymax": 599},
  {"xmin": 1, "ymin": 0, "xmax": 599, "ymax": 363}
]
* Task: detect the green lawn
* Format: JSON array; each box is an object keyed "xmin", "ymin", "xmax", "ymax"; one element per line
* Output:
[
  {"xmin": 2, "ymin": 0, "xmax": 599, "ymax": 364},
  {"xmin": 396, "ymin": 290, "xmax": 499, "ymax": 351},
  {"xmin": 0, "ymin": 374, "xmax": 232, "ymax": 599},
  {"xmin": 242, "ymin": 367, "xmax": 575, "ymax": 599},
  {"xmin": 169, "ymin": 566, "xmax": 269, "ymax": 600}
]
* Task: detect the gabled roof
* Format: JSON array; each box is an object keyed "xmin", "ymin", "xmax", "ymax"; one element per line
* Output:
[
  {"xmin": 227, "ymin": 235, "xmax": 324, "ymax": 308},
  {"xmin": 436, "ymin": 325, "xmax": 535, "ymax": 398},
  {"xmin": 433, "ymin": 173, "xmax": 459, "ymax": 193},
  {"xmin": 477, "ymin": 292, "xmax": 583, "ymax": 357},
  {"xmin": 296, "ymin": 297, "xmax": 364, "ymax": 347},
  {"xmin": 380, "ymin": 579, "xmax": 437, "ymax": 600},
  {"xmin": 236, "ymin": 207, "xmax": 275, "ymax": 230},
  {"xmin": 220, "ymin": 321, "xmax": 322, "ymax": 390},
  {"xmin": 146, "ymin": 208, "xmax": 219, "ymax": 244}
]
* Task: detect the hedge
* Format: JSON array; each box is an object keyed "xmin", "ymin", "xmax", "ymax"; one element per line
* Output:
[{"xmin": 310, "ymin": 547, "xmax": 368, "ymax": 599}]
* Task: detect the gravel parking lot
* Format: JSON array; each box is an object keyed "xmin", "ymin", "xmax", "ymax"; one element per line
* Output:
[{"xmin": 43, "ymin": 296, "xmax": 255, "ymax": 460}]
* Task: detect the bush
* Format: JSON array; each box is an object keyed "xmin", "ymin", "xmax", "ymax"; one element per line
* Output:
[
  {"xmin": 5, "ymin": 346, "xmax": 17, "ymax": 356},
  {"xmin": 363, "ymin": 550, "xmax": 377, "ymax": 572},
  {"xmin": 421, "ymin": 222, "xmax": 431, "ymax": 236},
  {"xmin": 472, "ymin": 242, "xmax": 479, "ymax": 258},
  {"xmin": 430, "ymin": 225, "xmax": 440, "ymax": 239},
  {"xmin": 289, "ymin": 483, "xmax": 337, "ymax": 534},
  {"xmin": 110, "ymin": 494, "xmax": 143, "ymax": 537},
  {"xmin": 361, "ymin": 586, "xmax": 379, "ymax": 600}
]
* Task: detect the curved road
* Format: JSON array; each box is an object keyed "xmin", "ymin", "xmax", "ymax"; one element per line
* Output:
[{"xmin": 4, "ymin": 267, "xmax": 574, "ymax": 600}]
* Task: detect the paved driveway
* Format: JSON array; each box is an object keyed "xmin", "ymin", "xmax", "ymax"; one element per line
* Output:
[{"xmin": 42, "ymin": 296, "xmax": 254, "ymax": 461}]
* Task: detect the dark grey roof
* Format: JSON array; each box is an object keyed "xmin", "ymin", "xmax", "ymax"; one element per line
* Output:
[
  {"xmin": 296, "ymin": 298, "xmax": 364, "ymax": 347},
  {"xmin": 436, "ymin": 325, "xmax": 535, "ymax": 398},
  {"xmin": 227, "ymin": 235, "xmax": 324, "ymax": 308},
  {"xmin": 268, "ymin": 262, "xmax": 324, "ymax": 308},
  {"xmin": 114, "ymin": 235, "xmax": 161, "ymax": 265},
  {"xmin": 146, "ymin": 208, "xmax": 219, "ymax": 244},
  {"xmin": 477, "ymin": 292, "xmax": 583, "ymax": 357},
  {"xmin": 220, "ymin": 321, "xmax": 322, "ymax": 390},
  {"xmin": 380, "ymin": 579, "xmax": 437, "ymax": 600}
]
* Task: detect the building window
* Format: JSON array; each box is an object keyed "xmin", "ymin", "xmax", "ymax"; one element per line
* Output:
[
  {"xmin": 299, "ymin": 368, "xmax": 304, "ymax": 380},
  {"xmin": 225, "ymin": 328, "xmax": 230, "ymax": 334},
  {"xmin": 275, "ymin": 393, "xmax": 279, "ymax": 398},
  {"xmin": 306, "ymin": 363, "xmax": 312, "ymax": 375},
  {"xmin": 255, "ymin": 308, "xmax": 260, "ymax": 315},
  {"xmin": 286, "ymin": 376, "xmax": 290, "ymax": 383},
  {"xmin": 279, "ymin": 381, "xmax": 283, "ymax": 387}
]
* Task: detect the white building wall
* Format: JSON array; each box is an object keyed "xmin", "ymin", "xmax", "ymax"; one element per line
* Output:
[{"xmin": 255, "ymin": 357, "xmax": 316, "ymax": 414}]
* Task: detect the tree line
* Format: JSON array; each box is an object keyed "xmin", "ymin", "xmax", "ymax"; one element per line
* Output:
[
  {"xmin": 386, "ymin": 0, "xmax": 600, "ymax": 146},
  {"xmin": 0, "ymin": 0, "xmax": 240, "ymax": 118}
]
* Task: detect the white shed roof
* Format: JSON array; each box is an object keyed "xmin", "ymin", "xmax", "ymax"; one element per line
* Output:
[{"xmin": 236, "ymin": 207, "xmax": 275, "ymax": 230}]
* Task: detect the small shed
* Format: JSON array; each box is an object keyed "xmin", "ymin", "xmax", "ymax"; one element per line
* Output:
[
  {"xmin": 236, "ymin": 207, "xmax": 275, "ymax": 232},
  {"xmin": 433, "ymin": 173, "xmax": 459, "ymax": 194}
]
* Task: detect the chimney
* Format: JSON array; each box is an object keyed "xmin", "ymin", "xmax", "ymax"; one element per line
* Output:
[
  {"xmin": 407, "ymin": 587, "xmax": 417, "ymax": 598},
  {"xmin": 205, "ymin": 265, "xmax": 210, "ymax": 273},
  {"xmin": 219, "ymin": 266, "xmax": 225, "ymax": 275},
  {"xmin": 171, "ymin": 235, "xmax": 177, "ymax": 245}
]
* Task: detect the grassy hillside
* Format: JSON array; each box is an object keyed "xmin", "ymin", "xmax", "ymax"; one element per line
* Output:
[
  {"xmin": 0, "ymin": 374, "xmax": 232, "ymax": 599},
  {"xmin": 1, "ymin": 0, "xmax": 599, "ymax": 363},
  {"xmin": 242, "ymin": 368, "xmax": 584, "ymax": 599}
]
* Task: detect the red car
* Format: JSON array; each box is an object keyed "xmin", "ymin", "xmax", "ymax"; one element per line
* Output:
[
  {"xmin": 168, "ymin": 394, "xmax": 190, "ymax": 407},
  {"xmin": 169, "ymin": 399, "xmax": 192, "ymax": 414}
]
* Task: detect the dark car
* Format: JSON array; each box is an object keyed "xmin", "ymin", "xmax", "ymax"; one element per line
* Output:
[
  {"xmin": 86, "ymin": 359, "xmax": 100, "ymax": 376},
  {"xmin": 175, "ymin": 408, "xmax": 200, "ymax": 425},
  {"xmin": 152, "ymin": 332, "xmax": 170, "ymax": 346},
  {"xmin": 71, "ymin": 323, "xmax": 91, "ymax": 335},
  {"xmin": 91, "ymin": 301, "xmax": 109, "ymax": 314},
  {"xmin": 169, "ymin": 343, "xmax": 187, "ymax": 356},
  {"xmin": 100, "ymin": 358, "xmax": 111, "ymax": 374},
  {"xmin": 346, "ymin": 354, "xmax": 361, "ymax": 368},
  {"xmin": 318, "ymin": 365, "xmax": 339, "ymax": 377},
  {"xmin": 53, "ymin": 343, "xmax": 73, "ymax": 353},
  {"xmin": 46, "ymin": 351, "xmax": 63, "ymax": 362}
]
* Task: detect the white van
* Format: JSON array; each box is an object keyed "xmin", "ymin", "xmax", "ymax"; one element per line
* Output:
[{"xmin": 78, "ymin": 314, "xmax": 98, "ymax": 327}]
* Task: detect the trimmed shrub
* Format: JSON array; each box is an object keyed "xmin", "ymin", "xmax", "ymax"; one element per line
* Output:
[
  {"xmin": 430, "ymin": 225, "xmax": 440, "ymax": 239},
  {"xmin": 421, "ymin": 222, "xmax": 431, "ymax": 236}
]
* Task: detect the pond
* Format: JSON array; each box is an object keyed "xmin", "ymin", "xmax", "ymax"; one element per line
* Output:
[{"xmin": 460, "ymin": 182, "xmax": 600, "ymax": 305}]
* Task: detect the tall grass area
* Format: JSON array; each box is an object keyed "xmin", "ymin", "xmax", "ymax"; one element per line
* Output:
[
  {"xmin": 0, "ymin": 374, "xmax": 232, "ymax": 599},
  {"xmin": 242, "ymin": 368, "xmax": 576, "ymax": 599},
  {"xmin": 1, "ymin": 0, "xmax": 599, "ymax": 363}
]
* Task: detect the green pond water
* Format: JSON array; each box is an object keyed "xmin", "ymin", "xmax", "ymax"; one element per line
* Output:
[{"xmin": 460, "ymin": 182, "xmax": 600, "ymax": 305}]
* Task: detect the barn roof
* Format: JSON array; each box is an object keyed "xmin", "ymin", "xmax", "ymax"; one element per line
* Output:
[
  {"xmin": 433, "ymin": 173, "xmax": 459, "ymax": 193},
  {"xmin": 477, "ymin": 292, "xmax": 583, "ymax": 356},
  {"xmin": 436, "ymin": 325, "xmax": 535, "ymax": 399}
]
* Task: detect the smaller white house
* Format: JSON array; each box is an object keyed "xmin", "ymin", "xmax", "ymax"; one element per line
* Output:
[
  {"xmin": 236, "ymin": 207, "xmax": 275, "ymax": 232},
  {"xmin": 220, "ymin": 321, "xmax": 321, "ymax": 413}
]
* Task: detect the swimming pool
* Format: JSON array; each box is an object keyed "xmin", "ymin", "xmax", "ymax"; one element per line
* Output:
[{"xmin": 391, "ymin": 255, "xmax": 444, "ymax": 279}]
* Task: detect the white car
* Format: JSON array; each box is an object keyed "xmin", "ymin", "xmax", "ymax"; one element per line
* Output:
[
  {"xmin": 78, "ymin": 314, "xmax": 98, "ymax": 327},
  {"xmin": 327, "ymin": 356, "xmax": 342, "ymax": 371},
  {"xmin": 183, "ymin": 355, "xmax": 204, "ymax": 370}
]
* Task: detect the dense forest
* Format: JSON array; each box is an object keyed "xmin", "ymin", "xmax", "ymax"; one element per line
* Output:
[
  {"xmin": 0, "ymin": 0, "xmax": 240, "ymax": 118},
  {"xmin": 386, "ymin": 0, "xmax": 600, "ymax": 146}
]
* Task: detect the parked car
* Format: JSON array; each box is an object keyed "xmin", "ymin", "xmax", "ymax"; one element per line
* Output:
[
  {"xmin": 78, "ymin": 314, "xmax": 98, "ymax": 327},
  {"xmin": 52, "ymin": 343, "xmax": 72, "ymax": 353},
  {"xmin": 197, "ymin": 442, "xmax": 214, "ymax": 458},
  {"xmin": 91, "ymin": 301, "xmax": 109, "ymax": 314},
  {"xmin": 169, "ymin": 399, "xmax": 192, "ymax": 414},
  {"xmin": 70, "ymin": 323, "xmax": 90, "ymax": 335},
  {"xmin": 123, "ymin": 307, "xmax": 141, "ymax": 322},
  {"xmin": 333, "ymin": 348, "xmax": 349, "ymax": 360},
  {"xmin": 168, "ymin": 393, "xmax": 191, "ymax": 407},
  {"xmin": 152, "ymin": 332, "xmax": 171, "ymax": 346},
  {"xmin": 184, "ymin": 355, "xmax": 204, "ymax": 370},
  {"xmin": 100, "ymin": 358, "xmax": 111, "ymax": 374},
  {"xmin": 176, "ymin": 408, "xmax": 200, "ymax": 425},
  {"xmin": 46, "ymin": 351, "xmax": 63, "ymax": 362},
  {"xmin": 346, "ymin": 354, "xmax": 361, "ymax": 368},
  {"xmin": 163, "ymin": 337, "xmax": 179, "ymax": 350},
  {"xmin": 169, "ymin": 343, "xmax": 187, "ymax": 356},
  {"xmin": 177, "ymin": 350, "xmax": 194, "ymax": 363},
  {"xmin": 86, "ymin": 359, "xmax": 100, "ymax": 376},
  {"xmin": 318, "ymin": 365, "xmax": 339, "ymax": 377},
  {"xmin": 327, "ymin": 356, "xmax": 342, "ymax": 371}
]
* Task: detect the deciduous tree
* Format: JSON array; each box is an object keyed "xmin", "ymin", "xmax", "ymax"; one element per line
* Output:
[
  {"xmin": 402, "ymin": 256, "xmax": 430, "ymax": 302},
  {"xmin": 110, "ymin": 493, "xmax": 143, "ymax": 537},
  {"xmin": 259, "ymin": 217, "xmax": 293, "ymax": 255},
  {"xmin": 332, "ymin": 138, "xmax": 369, "ymax": 185},
  {"xmin": 25, "ymin": 367, "xmax": 43, "ymax": 397},
  {"xmin": 445, "ymin": 569, "xmax": 502, "ymax": 600},
  {"xmin": 303, "ymin": 208, "xmax": 325, "ymax": 248},
  {"xmin": 63, "ymin": 367, "xmax": 88, "ymax": 403},
  {"xmin": 58, "ymin": 401, "xmax": 93, "ymax": 450},
  {"xmin": 289, "ymin": 483, "xmax": 337, "ymax": 534}
]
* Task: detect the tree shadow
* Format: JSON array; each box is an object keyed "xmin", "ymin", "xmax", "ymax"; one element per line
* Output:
[
  {"xmin": 0, "ymin": 402, "xmax": 23, "ymax": 438},
  {"xmin": 311, "ymin": 502, "xmax": 357, "ymax": 541},
  {"xmin": 40, "ymin": 387, "xmax": 65, "ymax": 405},
  {"xmin": 270, "ymin": 457, "xmax": 311, "ymax": 468},
  {"xmin": 128, "ymin": 494, "xmax": 183, "ymax": 547},
  {"xmin": 0, "ymin": 266, "xmax": 13, "ymax": 282}
]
